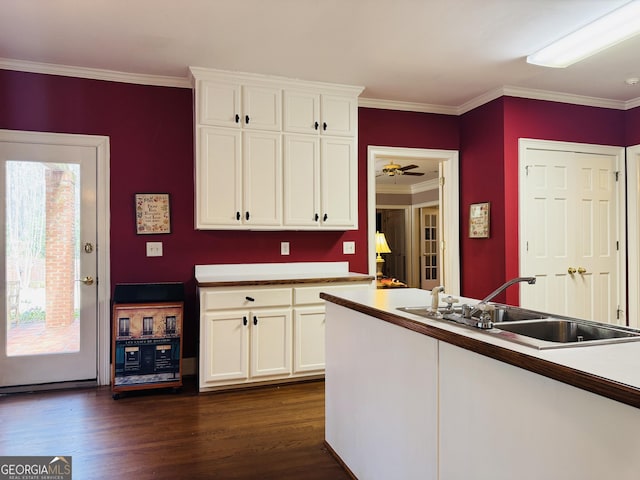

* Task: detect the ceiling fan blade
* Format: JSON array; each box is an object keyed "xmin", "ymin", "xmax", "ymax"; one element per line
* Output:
[
  {"xmin": 402, "ymin": 171, "xmax": 424, "ymax": 176},
  {"xmin": 398, "ymin": 164, "xmax": 419, "ymax": 171}
]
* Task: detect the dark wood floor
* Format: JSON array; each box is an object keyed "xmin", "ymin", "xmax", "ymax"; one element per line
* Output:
[{"xmin": 0, "ymin": 378, "xmax": 350, "ymax": 480}]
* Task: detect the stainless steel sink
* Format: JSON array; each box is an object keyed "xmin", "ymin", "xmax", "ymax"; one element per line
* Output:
[
  {"xmin": 398, "ymin": 304, "xmax": 640, "ymax": 349},
  {"xmin": 492, "ymin": 318, "xmax": 640, "ymax": 349}
]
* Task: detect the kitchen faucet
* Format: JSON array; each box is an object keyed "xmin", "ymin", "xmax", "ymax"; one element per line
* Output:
[
  {"xmin": 429, "ymin": 286, "xmax": 445, "ymax": 314},
  {"xmin": 465, "ymin": 277, "xmax": 536, "ymax": 323}
]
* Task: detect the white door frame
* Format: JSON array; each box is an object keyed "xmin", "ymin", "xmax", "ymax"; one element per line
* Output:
[
  {"xmin": 518, "ymin": 138, "xmax": 626, "ymax": 324},
  {"xmin": 0, "ymin": 129, "xmax": 111, "ymax": 385},
  {"xmin": 627, "ymin": 144, "xmax": 640, "ymax": 327},
  {"xmin": 368, "ymin": 145, "xmax": 460, "ymax": 294}
]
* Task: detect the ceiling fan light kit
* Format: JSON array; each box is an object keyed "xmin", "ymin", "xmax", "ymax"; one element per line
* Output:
[
  {"xmin": 381, "ymin": 162, "xmax": 425, "ymax": 177},
  {"xmin": 527, "ymin": 0, "xmax": 640, "ymax": 68}
]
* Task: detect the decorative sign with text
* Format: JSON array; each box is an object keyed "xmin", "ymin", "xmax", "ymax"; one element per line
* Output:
[{"xmin": 135, "ymin": 193, "xmax": 171, "ymax": 234}]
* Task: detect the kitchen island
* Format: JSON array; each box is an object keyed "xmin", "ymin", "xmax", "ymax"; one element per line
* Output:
[{"xmin": 321, "ymin": 287, "xmax": 640, "ymax": 480}]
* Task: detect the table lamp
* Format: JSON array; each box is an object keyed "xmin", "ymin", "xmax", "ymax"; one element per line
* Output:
[{"xmin": 375, "ymin": 231, "xmax": 392, "ymax": 279}]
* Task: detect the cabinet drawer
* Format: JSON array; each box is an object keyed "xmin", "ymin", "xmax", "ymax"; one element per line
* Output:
[
  {"xmin": 202, "ymin": 287, "xmax": 292, "ymax": 311},
  {"xmin": 294, "ymin": 283, "xmax": 370, "ymax": 305}
]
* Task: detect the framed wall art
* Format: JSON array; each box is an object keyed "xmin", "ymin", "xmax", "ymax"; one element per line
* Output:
[
  {"xmin": 135, "ymin": 193, "xmax": 171, "ymax": 234},
  {"xmin": 469, "ymin": 202, "xmax": 490, "ymax": 238}
]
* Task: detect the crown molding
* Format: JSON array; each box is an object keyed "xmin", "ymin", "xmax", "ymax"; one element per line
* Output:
[
  {"xmin": 363, "ymin": 85, "xmax": 640, "ymax": 115},
  {"xmin": 0, "ymin": 58, "xmax": 191, "ymax": 88},
  {"xmin": 501, "ymin": 85, "xmax": 627, "ymax": 110},
  {"xmin": 626, "ymin": 96, "xmax": 640, "ymax": 110},
  {"xmin": 358, "ymin": 97, "xmax": 457, "ymax": 115},
  {"xmin": 2, "ymin": 57, "xmax": 640, "ymax": 112}
]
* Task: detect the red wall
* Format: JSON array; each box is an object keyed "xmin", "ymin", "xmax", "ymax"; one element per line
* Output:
[
  {"xmin": 4, "ymin": 68, "xmax": 637, "ymax": 355},
  {"xmin": 0, "ymin": 70, "xmax": 459, "ymax": 357},
  {"xmin": 459, "ymin": 96, "xmax": 627, "ymax": 304},
  {"xmin": 459, "ymin": 99, "xmax": 506, "ymax": 300},
  {"xmin": 626, "ymin": 105, "xmax": 640, "ymax": 146}
]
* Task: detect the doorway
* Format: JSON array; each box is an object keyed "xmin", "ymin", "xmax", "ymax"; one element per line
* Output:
[
  {"xmin": 518, "ymin": 139, "xmax": 625, "ymax": 325},
  {"xmin": 376, "ymin": 207, "xmax": 409, "ymax": 282},
  {"xmin": 368, "ymin": 145, "xmax": 460, "ymax": 294},
  {"xmin": 0, "ymin": 130, "xmax": 111, "ymax": 390}
]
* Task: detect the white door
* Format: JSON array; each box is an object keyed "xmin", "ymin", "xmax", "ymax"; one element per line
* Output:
[
  {"xmin": 520, "ymin": 141, "xmax": 623, "ymax": 324},
  {"xmin": 1, "ymin": 139, "xmax": 99, "ymax": 387},
  {"xmin": 420, "ymin": 207, "xmax": 440, "ymax": 291}
]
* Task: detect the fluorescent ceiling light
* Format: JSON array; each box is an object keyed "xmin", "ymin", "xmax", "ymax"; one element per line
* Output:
[{"xmin": 527, "ymin": 0, "xmax": 640, "ymax": 68}]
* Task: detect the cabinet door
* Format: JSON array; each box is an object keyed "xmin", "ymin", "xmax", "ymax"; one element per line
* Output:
[
  {"xmin": 201, "ymin": 311, "xmax": 249, "ymax": 385},
  {"xmin": 242, "ymin": 85, "xmax": 281, "ymax": 131},
  {"xmin": 321, "ymin": 94, "xmax": 357, "ymax": 136},
  {"xmin": 196, "ymin": 127, "xmax": 243, "ymax": 228},
  {"xmin": 250, "ymin": 308, "xmax": 292, "ymax": 378},
  {"xmin": 243, "ymin": 131, "xmax": 282, "ymax": 226},
  {"xmin": 199, "ymin": 80, "xmax": 241, "ymax": 128},
  {"xmin": 283, "ymin": 134, "xmax": 320, "ymax": 226},
  {"xmin": 283, "ymin": 90, "xmax": 321, "ymax": 134},
  {"xmin": 320, "ymin": 137, "xmax": 357, "ymax": 229},
  {"xmin": 293, "ymin": 306, "xmax": 326, "ymax": 373}
]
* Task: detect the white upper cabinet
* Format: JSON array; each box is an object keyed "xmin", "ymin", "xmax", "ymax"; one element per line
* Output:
[
  {"xmin": 198, "ymin": 81, "xmax": 241, "ymax": 127},
  {"xmin": 284, "ymin": 90, "xmax": 357, "ymax": 137},
  {"xmin": 190, "ymin": 67, "xmax": 363, "ymax": 230},
  {"xmin": 195, "ymin": 127, "xmax": 281, "ymax": 229},
  {"xmin": 242, "ymin": 86, "xmax": 281, "ymax": 131},
  {"xmin": 199, "ymin": 80, "xmax": 281, "ymax": 131}
]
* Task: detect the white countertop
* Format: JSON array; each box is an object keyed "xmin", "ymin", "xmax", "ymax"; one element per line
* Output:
[
  {"xmin": 195, "ymin": 261, "xmax": 373, "ymax": 285},
  {"xmin": 323, "ymin": 287, "xmax": 640, "ymax": 394}
]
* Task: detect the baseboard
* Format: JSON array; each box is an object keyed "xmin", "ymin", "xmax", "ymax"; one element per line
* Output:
[{"xmin": 324, "ymin": 440, "xmax": 357, "ymax": 479}]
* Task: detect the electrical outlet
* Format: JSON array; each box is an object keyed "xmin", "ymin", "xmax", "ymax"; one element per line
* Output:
[
  {"xmin": 146, "ymin": 241, "xmax": 163, "ymax": 257},
  {"xmin": 281, "ymin": 241, "xmax": 290, "ymax": 255},
  {"xmin": 343, "ymin": 241, "xmax": 355, "ymax": 254}
]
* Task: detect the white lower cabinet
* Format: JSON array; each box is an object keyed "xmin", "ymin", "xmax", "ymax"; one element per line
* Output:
[
  {"xmin": 249, "ymin": 308, "xmax": 291, "ymax": 378},
  {"xmin": 293, "ymin": 306, "xmax": 325, "ymax": 373},
  {"xmin": 199, "ymin": 281, "xmax": 371, "ymax": 392}
]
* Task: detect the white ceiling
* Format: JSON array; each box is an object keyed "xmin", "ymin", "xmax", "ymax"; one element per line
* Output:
[{"xmin": 2, "ymin": 0, "xmax": 640, "ymax": 187}]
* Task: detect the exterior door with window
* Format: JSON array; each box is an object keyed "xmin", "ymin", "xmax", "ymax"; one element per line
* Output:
[{"xmin": 1, "ymin": 138, "xmax": 99, "ymax": 388}]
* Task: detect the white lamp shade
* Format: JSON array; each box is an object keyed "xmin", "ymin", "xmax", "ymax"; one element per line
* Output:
[{"xmin": 375, "ymin": 231, "xmax": 391, "ymax": 254}]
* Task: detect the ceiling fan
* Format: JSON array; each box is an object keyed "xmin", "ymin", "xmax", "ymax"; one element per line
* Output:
[{"xmin": 379, "ymin": 162, "xmax": 425, "ymax": 177}]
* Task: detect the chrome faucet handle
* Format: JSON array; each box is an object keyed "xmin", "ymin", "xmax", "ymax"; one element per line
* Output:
[
  {"xmin": 476, "ymin": 304, "xmax": 495, "ymax": 329},
  {"xmin": 443, "ymin": 296, "xmax": 459, "ymax": 312}
]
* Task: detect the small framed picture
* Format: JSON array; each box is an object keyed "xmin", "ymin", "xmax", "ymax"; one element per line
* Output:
[
  {"xmin": 135, "ymin": 193, "xmax": 171, "ymax": 234},
  {"xmin": 469, "ymin": 202, "xmax": 490, "ymax": 238}
]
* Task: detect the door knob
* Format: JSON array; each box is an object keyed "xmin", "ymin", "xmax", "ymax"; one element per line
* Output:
[
  {"xmin": 568, "ymin": 267, "xmax": 576, "ymax": 274},
  {"xmin": 577, "ymin": 267, "xmax": 587, "ymax": 274},
  {"xmin": 78, "ymin": 276, "xmax": 94, "ymax": 285}
]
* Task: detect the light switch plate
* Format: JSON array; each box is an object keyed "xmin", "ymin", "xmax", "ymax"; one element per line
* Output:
[
  {"xmin": 146, "ymin": 241, "xmax": 163, "ymax": 257},
  {"xmin": 281, "ymin": 241, "xmax": 290, "ymax": 255},
  {"xmin": 343, "ymin": 241, "xmax": 355, "ymax": 254}
]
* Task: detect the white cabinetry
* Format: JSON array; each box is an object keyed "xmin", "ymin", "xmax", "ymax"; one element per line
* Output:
[
  {"xmin": 190, "ymin": 67, "xmax": 362, "ymax": 230},
  {"xmin": 197, "ymin": 128, "xmax": 281, "ymax": 227},
  {"xmin": 198, "ymin": 80, "xmax": 281, "ymax": 131},
  {"xmin": 200, "ymin": 287, "xmax": 292, "ymax": 388},
  {"xmin": 199, "ymin": 280, "xmax": 371, "ymax": 392},
  {"xmin": 282, "ymin": 90, "xmax": 358, "ymax": 228},
  {"xmin": 283, "ymin": 90, "xmax": 357, "ymax": 136}
]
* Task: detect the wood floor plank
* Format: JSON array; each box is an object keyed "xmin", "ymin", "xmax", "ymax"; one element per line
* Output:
[{"xmin": 0, "ymin": 378, "xmax": 350, "ymax": 480}]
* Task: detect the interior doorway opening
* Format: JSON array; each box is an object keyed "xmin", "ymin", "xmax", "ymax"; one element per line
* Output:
[{"xmin": 368, "ymin": 145, "xmax": 460, "ymax": 294}]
